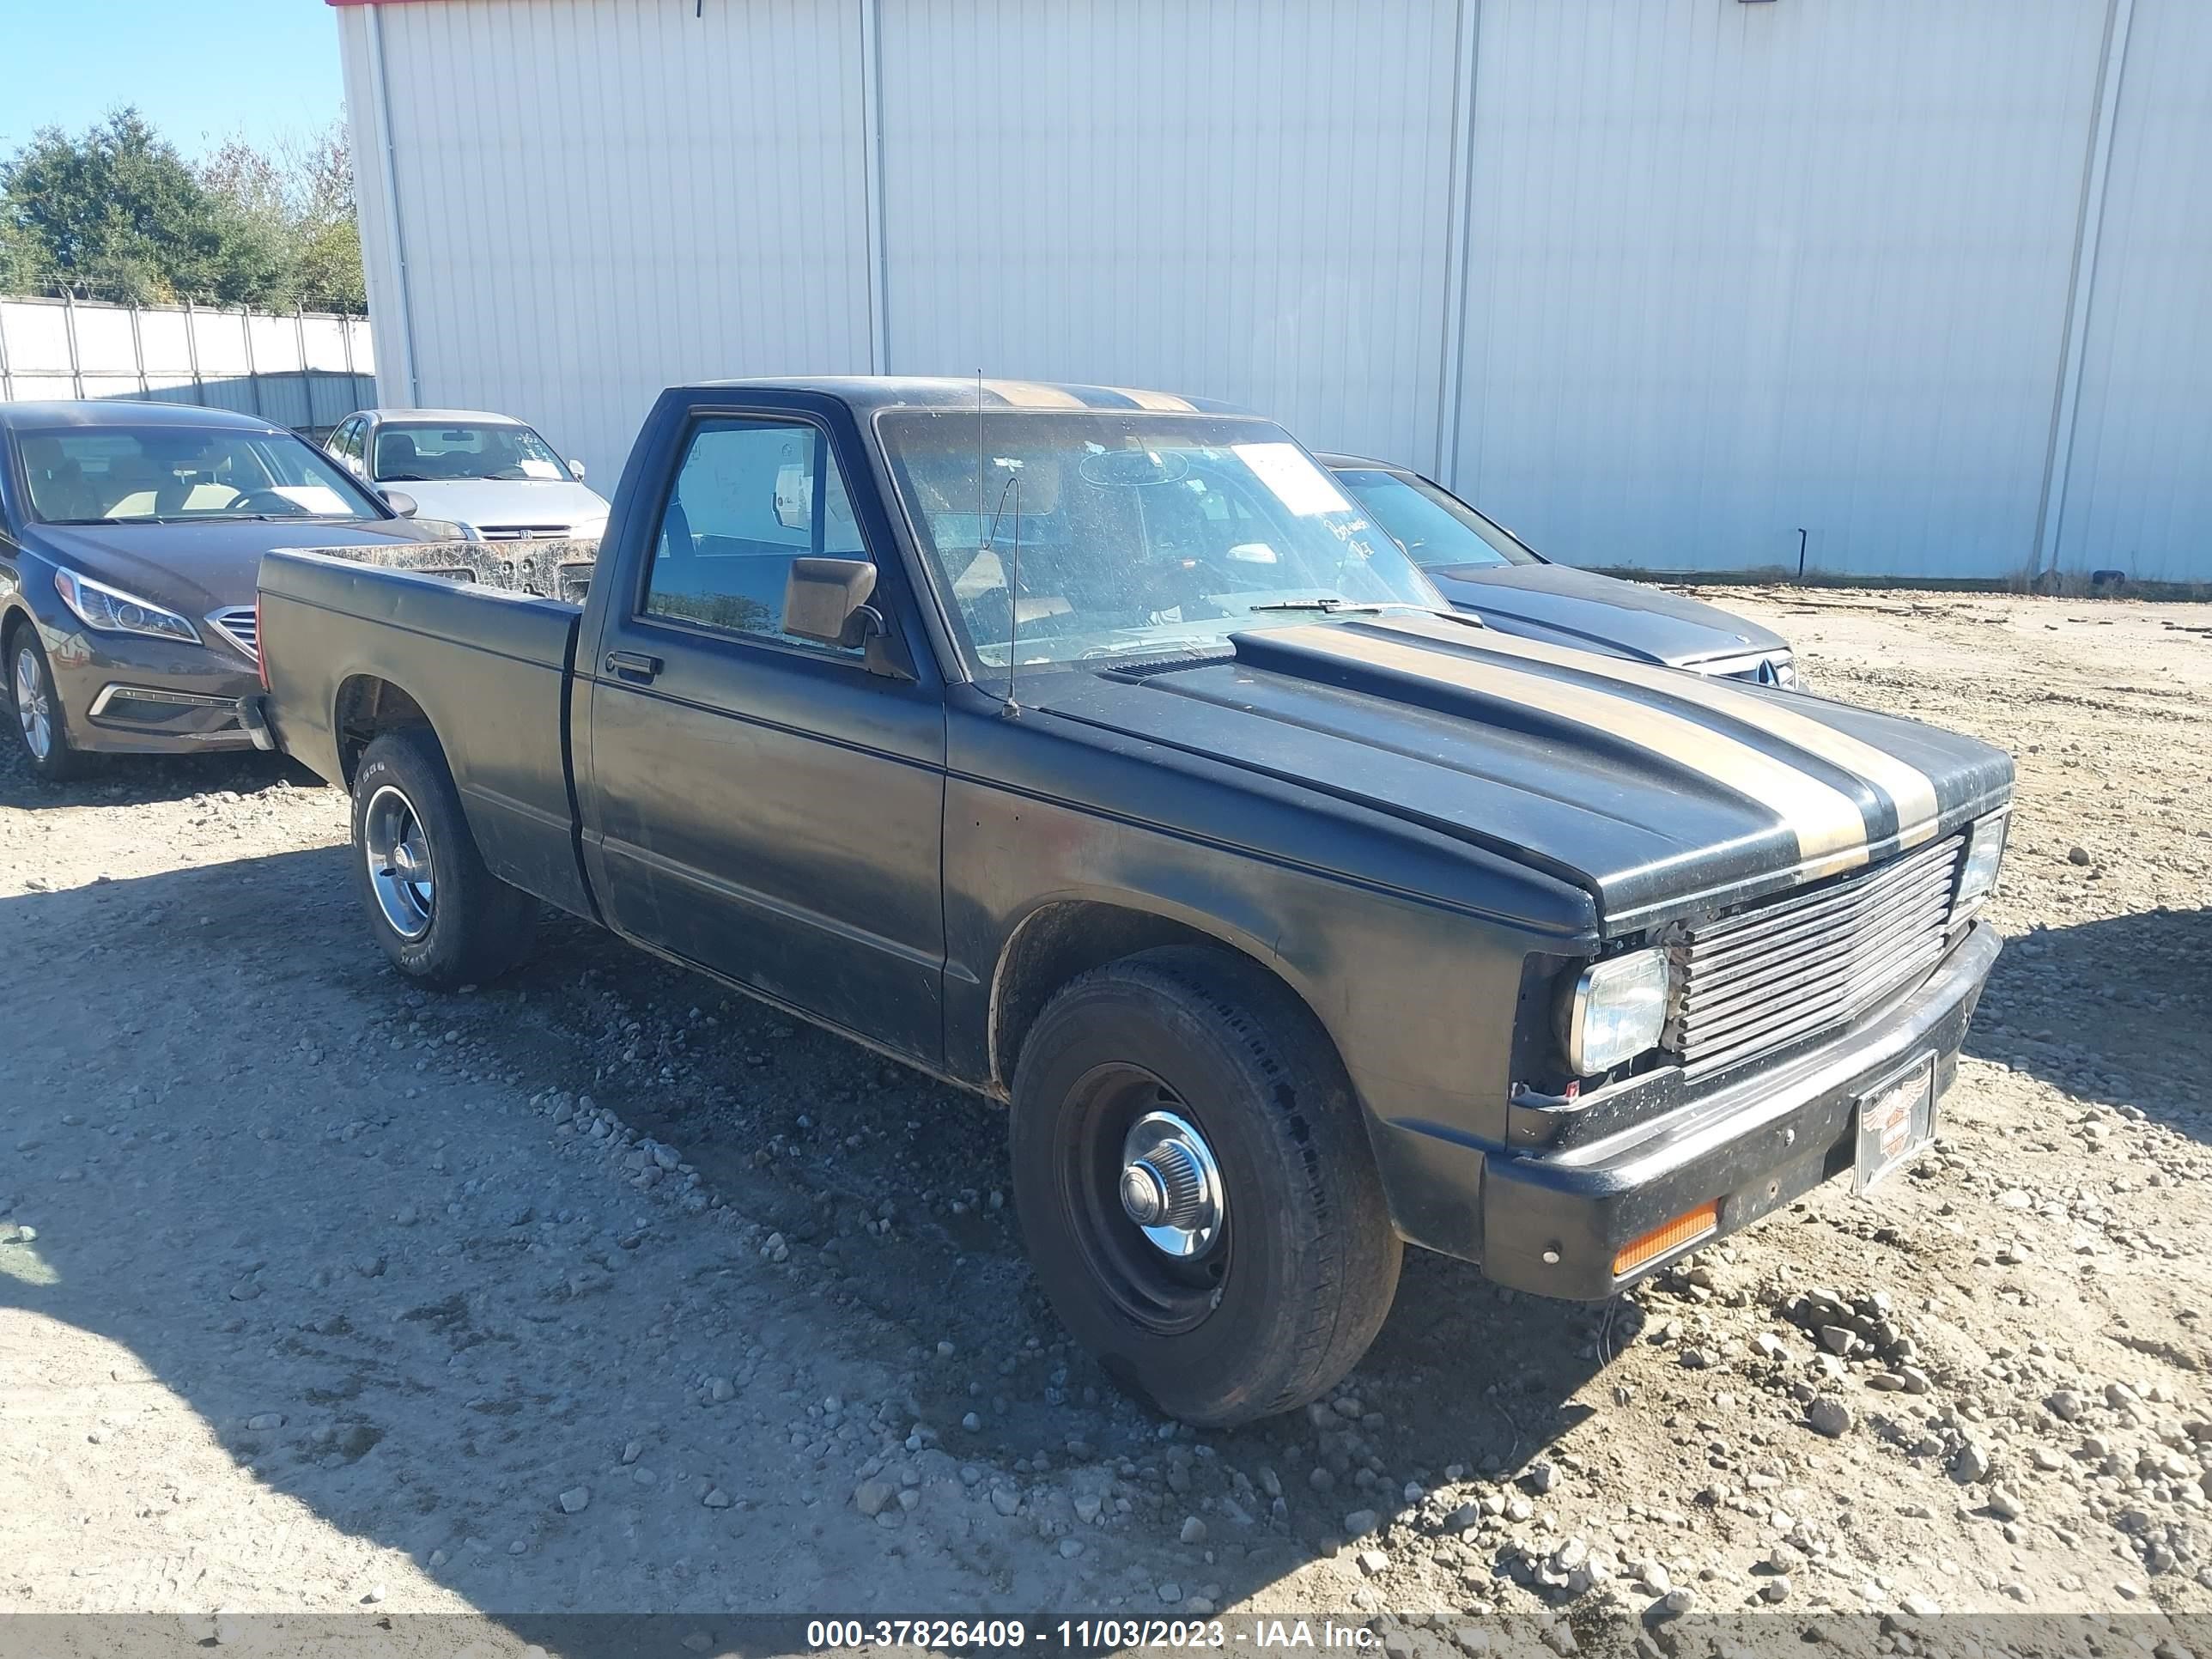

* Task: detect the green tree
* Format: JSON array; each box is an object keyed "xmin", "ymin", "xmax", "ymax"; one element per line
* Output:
[
  {"xmin": 0, "ymin": 214, "xmax": 35, "ymax": 294},
  {"xmin": 197, "ymin": 120, "xmax": 366, "ymax": 312},
  {"xmin": 0, "ymin": 108, "xmax": 367, "ymax": 313},
  {"xmin": 0, "ymin": 109, "xmax": 228, "ymax": 303},
  {"xmin": 272, "ymin": 122, "xmax": 367, "ymax": 312}
]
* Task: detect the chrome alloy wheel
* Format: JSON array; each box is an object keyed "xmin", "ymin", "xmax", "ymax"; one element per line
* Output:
[
  {"xmin": 1118, "ymin": 1110, "xmax": 1225, "ymax": 1258},
  {"xmin": 362, "ymin": 783, "xmax": 435, "ymax": 939},
  {"xmin": 14, "ymin": 646, "xmax": 51, "ymax": 761}
]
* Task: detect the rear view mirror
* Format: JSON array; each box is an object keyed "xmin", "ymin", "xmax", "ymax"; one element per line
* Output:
[
  {"xmin": 783, "ymin": 556, "xmax": 878, "ymax": 648},
  {"xmin": 381, "ymin": 489, "xmax": 418, "ymax": 518}
]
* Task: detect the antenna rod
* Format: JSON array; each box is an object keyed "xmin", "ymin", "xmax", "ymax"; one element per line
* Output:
[{"xmin": 1004, "ymin": 477, "xmax": 1020, "ymax": 714}]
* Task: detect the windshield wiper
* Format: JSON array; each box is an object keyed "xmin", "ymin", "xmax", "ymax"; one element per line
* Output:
[{"xmin": 1246, "ymin": 598, "xmax": 1396, "ymax": 615}]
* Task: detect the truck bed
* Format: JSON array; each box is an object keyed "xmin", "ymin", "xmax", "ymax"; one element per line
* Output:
[
  {"xmin": 257, "ymin": 545, "xmax": 596, "ymax": 918},
  {"xmin": 282, "ymin": 536, "xmax": 600, "ymax": 605}
]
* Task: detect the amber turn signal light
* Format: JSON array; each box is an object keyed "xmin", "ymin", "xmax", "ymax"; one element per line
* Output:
[{"xmin": 1612, "ymin": 1201, "xmax": 1718, "ymax": 1278}]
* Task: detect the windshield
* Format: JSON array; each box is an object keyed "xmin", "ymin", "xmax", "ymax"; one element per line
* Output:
[
  {"xmin": 19, "ymin": 425, "xmax": 386, "ymax": 525},
  {"xmin": 1330, "ymin": 466, "xmax": 1538, "ymax": 569},
  {"xmin": 373, "ymin": 421, "xmax": 566, "ymax": 483},
  {"xmin": 880, "ymin": 411, "xmax": 1442, "ymax": 674}
]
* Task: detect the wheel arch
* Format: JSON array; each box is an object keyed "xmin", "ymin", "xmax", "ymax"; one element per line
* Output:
[
  {"xmin": 987, "ymin": 896, "xmax": 1342, "ymax": 1098},
  {"xmin": 1, "ymin": 599, "xmax": 40, "ymax": 658},
  {"xmin": 333, "ymin": 672, "xmax": 434, "ymax": 787}
]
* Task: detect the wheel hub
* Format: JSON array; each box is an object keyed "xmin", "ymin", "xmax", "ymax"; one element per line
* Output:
[
  {"xmin": 1119, "ymin": 1110, "xmax": 1223, "ymax": 1258},
  {"xmin": 362, "ymin": 783, "xmax": 436, "ymax": 941},
  {"xmin": 15, "ymin": 649, "xmax": 51, "ymax": 761}
]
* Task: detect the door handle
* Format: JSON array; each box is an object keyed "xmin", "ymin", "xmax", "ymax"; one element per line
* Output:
[{"xmin": 605, "ymin": 649, "xmax": 662, "ymax": 683}]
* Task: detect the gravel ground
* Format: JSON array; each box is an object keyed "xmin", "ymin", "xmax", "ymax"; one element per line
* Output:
[{"xmin": 3, "ymin": 589, "xmax": 2209, "ymax": 1654}]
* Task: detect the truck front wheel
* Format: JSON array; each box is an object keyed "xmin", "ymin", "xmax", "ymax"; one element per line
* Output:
[
  {"xmin": 350, "ymin": 728, "xmax": 537, "ymax": 988},
  {"xmin": 1010, "ymin": 946, "xmax": 1402, "ymax": 1426}
]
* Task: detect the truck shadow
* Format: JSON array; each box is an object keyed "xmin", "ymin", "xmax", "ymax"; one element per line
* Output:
[
  {"xmin": 0, "ymin": 850, "xmax": 1614, "ymax": 1639},
  {"xmin": 1963, "ymin": 907, "xmax": 2212, "ymax": 1139}
]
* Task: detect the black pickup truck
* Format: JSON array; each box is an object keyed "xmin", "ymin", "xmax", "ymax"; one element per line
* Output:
[{"xmin": 258, "ymin": 378, "xmax": 2013, "ymax": 1426}]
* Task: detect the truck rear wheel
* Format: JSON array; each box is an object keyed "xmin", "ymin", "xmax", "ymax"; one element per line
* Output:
[
  {"xmin": 1010, "ymin": 945, "xmax": 1401, "ymax": 1426},
  {"xmin": 350, "ymin": 728, "xmax": 537, "ymax": 988}
]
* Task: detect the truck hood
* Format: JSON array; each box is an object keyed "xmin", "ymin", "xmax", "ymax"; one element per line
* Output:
[
  {"xmin": 1425, "ymin": 562, "xmax": 1790, "ymax": 667},
  {"xmin": 1039, "ymin": 613, "xmax": 2010, "ymax": 929},
  {"xmin": 28, "ymin": 518, "xmax": 459, "ymax": 617},
  {"xmin": 392, "ymin": 478, "xmax": 610, "ymax": 535}
]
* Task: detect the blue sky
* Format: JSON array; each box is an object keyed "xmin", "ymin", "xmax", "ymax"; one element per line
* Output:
[{"xmin": 0, "ymin": 0, "xmax": 347, "ymax": 160}]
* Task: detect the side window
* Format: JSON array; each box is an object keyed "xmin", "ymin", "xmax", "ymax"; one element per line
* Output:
[
  {"xmin": 643, "ymin": 418, "xmax": 872, "ymax": 653},
  {"xmin": 334, "ymin": 419, "xmax": 364, "ymax": 469}
]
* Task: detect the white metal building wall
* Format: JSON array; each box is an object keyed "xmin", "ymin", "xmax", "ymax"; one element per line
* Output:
[
  {"xmin": 1444, "ymin": 0, "xmax": 2107, "ymax": 578},
  {"xmin": 2045, "ymin": 0, "xmax": 2212, "ymax": 582},
  {"xmin": 338, "ymin": 0, "xmax": 2211, "ymax": 583},
  {"xmin": 875, "ymin": 0, "xmax": 1463, "ymax": 475},
  {"xmin": 337, "ymin": 0, "xmax": 876, "ymax": 483}
]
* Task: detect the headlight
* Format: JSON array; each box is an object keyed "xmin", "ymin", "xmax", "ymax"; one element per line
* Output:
[
  {"xmin": 1561, "ymin": 947, "xmax": 1674, "ymax": 1074},
  {"xmin": 1954, "ymin": 811, "xmax": 2008, "ymax": 913},
  {"xmin": 53, "ymin": 568, "xmax": 200, "ymax": 644}
]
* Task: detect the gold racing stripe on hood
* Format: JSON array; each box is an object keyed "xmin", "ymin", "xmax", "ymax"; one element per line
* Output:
[
  {"xmin": 1387, "ymin": 621, "xmax": 1942, "ymax": 848},
  {"xmin": 1280, "ymin": 624, "xmax": 1872, "ymax": 876}
]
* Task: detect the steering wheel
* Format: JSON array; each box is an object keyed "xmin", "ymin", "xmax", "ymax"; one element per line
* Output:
[
  {"xmin": 1129, "ymin": 547, "xmax": 1245, "ymax": 619},
  {"xmin": 227, "ymin": 489, "xmax": 301, "ymax": 516}
]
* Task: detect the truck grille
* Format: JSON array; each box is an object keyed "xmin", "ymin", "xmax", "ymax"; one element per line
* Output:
[
  {"xmin": 1667, "ymin": 833, "xmax": 1964, "ymax": 1083},
  {"xmin": 207, "ymin": 605, "xmax": 259, "ymax": 662}
]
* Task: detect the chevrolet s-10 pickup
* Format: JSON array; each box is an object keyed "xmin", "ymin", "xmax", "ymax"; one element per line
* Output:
[{"xmin": 255, "ymin": 378, "xmax": 2012, "ymax": 1425}]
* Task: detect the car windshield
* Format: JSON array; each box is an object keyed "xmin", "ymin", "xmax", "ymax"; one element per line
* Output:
[
  {"xmin": 18, "ymin": 424, "xmax": 385, "ymax": 525},
  {"xmin": 372, "ymin": 421, "xmax": 566, "ymax": 483},
  {"xmin": 1330, "ymin": 466, "xmax": 1539, "ymax": 570},
  {"xmin": 880, "ymin": 411, "xmax": 1443, "ymax": 674}
]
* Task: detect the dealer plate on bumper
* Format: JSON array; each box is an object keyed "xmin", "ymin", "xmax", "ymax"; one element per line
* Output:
[{"xmin": 1855, "ymin": 1054, "xmax": 1936, "ymax": 1194}]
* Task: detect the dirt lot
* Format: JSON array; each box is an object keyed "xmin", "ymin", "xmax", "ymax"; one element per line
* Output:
[{"xmin": 3, "ymin": 589, "xmax": 2209, "ymax": 1653}]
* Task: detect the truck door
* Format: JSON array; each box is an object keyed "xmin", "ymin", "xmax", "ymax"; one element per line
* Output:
[{"xmin": 580, "ymin": 404, "xmax": 947, "ymax": 1062}]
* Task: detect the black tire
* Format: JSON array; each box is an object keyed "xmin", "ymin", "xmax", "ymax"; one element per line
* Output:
[
  {"xmin": 8, "ymin": 626, "xmax": 87, "ymax": 782},
  {"xmin": 350, "ymin": 727, "xmax": 536, "ymax": 988},
  {"xmin": 1011, "ymin": 945, "xmax": 1402, "ymax": 1426}
]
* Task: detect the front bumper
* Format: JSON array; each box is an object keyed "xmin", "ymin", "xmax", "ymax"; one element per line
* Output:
[
  {"xmin": 1381, "ymin": 921, "xmax": 1999, "ymax": 1298},
  {"xmin": 45, "ymin": 623, "xmax": 266, "ymax": 754}
]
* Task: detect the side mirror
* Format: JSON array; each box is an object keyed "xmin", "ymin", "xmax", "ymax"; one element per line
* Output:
[
  {"xmin": 567, "ymin": 458, "xmax": 586, "ymax": 482},
  {"xmin": 381, "ymin": 489, "xmax": 419, "ymax": 518},
  {"xmin": 782, "ymin": 556, "xmax": 879, "ymax": 649}
]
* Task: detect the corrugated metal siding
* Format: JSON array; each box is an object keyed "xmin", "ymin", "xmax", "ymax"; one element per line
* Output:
[
  {"xmin": 2051, "ymin": 0, "xmax": 2212, "ymax": 581},
  {"xmin": 339, "ymin": 0, "xmax": 875, "ymax": 480},
  {"xmin": 875, "ymin": 0, "xmax": 1462, "ymax": 469},
  {"xmin": 1444, "ymin": 0, "xmax": 2108, "ymax": 580},
  {"xmin": 343, "ymin": 0, "xmax": 2211, "ymax": 581},
  {"xmin": 0, "ymin": 297, "xmax": 374, "ymax": 430}
]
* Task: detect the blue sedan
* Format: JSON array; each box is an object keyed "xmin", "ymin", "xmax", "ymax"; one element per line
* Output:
[{"xmin": 1322, "ymin": 455, "xmax": 1797, "ymax": 686}]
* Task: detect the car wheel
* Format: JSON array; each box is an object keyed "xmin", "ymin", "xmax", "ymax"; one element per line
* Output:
[
  {"xmin": 9, "ymin": 629, "xmax": 85, "ymax": 781},
  {"xmin": 351, "ymin": 727, "xmax": 537, "ymax": 988},
  {"xmin": 1011, "ymin": 945, "xmax": 1402, "ymax": 1426}
]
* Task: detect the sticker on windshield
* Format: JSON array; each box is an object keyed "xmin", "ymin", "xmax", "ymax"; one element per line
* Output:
[{"xmin": 1231, "ymin": 442, "xmax": 1357, "ymax": 518}]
